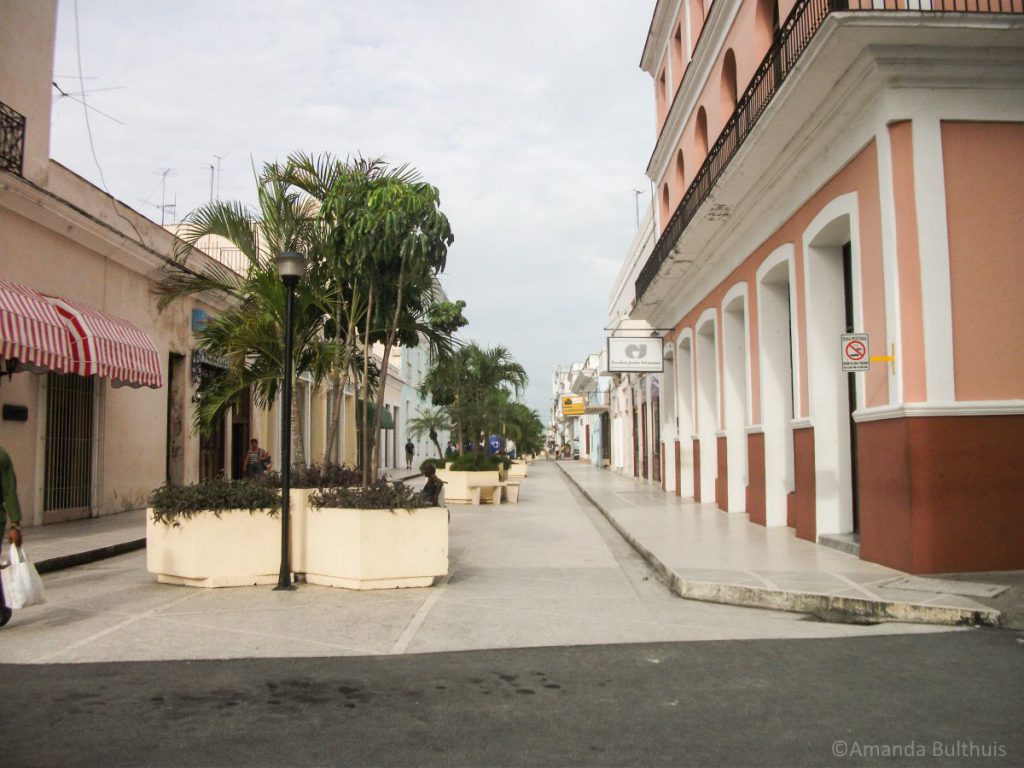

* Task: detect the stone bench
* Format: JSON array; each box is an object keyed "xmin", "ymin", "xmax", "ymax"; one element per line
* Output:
[
  {"xmin": 498, "ymin": 479, "xmax": 522, "ymax": 503},
  {"xmin": 464, "ymin": 479, "xmax": 502, "ymax": 505}
]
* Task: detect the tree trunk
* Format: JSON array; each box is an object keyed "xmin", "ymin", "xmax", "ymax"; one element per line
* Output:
[
  {"xmin": 323, "ymin": 293, "xmax": 347, "ymax": 465},
  {"xmin": 370, "ymin": 252, "xmax": 407, "ymax": 480},
  {"xmin": 360, "ymin": 283, "xmax": 374, "ymax": 486}
]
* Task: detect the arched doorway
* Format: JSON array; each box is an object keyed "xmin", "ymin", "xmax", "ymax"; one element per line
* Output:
[
  {"xmin": 722, "ymin": 288, "xmax": 749, "ymax": 513},
  {"xmin": 695, "ymin": 312, "xmax": 719, "ymax": 503},
  {"xmin": 758, "ymin": 250, "xmax": 796, "ymax": 527}
]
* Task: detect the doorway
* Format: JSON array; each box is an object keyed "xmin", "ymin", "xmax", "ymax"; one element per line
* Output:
[
  {"xmin": 43, "ymin": 372, "xmax": 95, "ymax": 523},
  {"xmin": 805, "ymin": 208, "xmax": 857, "ymax": 536}
]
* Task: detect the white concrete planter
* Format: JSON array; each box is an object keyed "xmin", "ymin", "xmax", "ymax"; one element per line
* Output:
[
  {"xmin": 146, "ymin": 508, "xmax": 281, "ymax": 588},
  {"xmin": 147, "ymin": 488, "xmax": 446, "ymax": 591},
  {"xmin": 436, "ymin": 469, "xmax": 501, "ymax": 504},
  {"xmin": 508, "ymin": 461, "xmax": 528, "ymax": 479},
  {"xmin": 300, "ymin": 505, "xmax": 448, "ymax": 590}
]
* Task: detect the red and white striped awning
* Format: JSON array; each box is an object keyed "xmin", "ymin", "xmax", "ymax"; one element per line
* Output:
[
  {"xmin": 0, "ymin": 279, "xmax": 76, "ymax": 375},
  {"xmin": 45, "ymin": 296, "xmax": 163, "ymax": 389}
]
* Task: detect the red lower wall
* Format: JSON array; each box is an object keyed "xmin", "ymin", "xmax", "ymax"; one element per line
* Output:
[
  {"xmin": 747, "ymin": 432, "xmax": 766, "ymax": 526},
  {"xmin": 790, "ymin": 427, "xmax": 816, "ymax": 542},
  {"xmin": 716, "ymin": 436, "xmax": 728, "ymax": 512},
  {"xmin": 858, "ymin": 414, "xmax": 1024, "ymax": 573}
]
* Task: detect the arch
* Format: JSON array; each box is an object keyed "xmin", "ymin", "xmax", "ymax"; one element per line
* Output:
[
  {"xmin": 694, "ymin": 308, "xmax": 719, "ymax": 504},
  {"xmin": 650, "ymin": 376, "xmax": 662, "ymax": 485},
  {"xmin": 660, "ymin": 183, "xmax": 671, "ymax": 229},
  {"xmin": 802, "ymin": 193, "xmax": 862, "ymax": 537},
  {"xmin": 756, "ymin": 244, "xmax": 797, "ymax": 526},
  {"xmin": 672, "ymin": 23, "xmax": 685, "ymax": 90},
  {"xmin": 755, "ymin": 0, "xmax": 781, "ymax": 53},
  {"xmin": 720, "ymin": 49, "xmax": 738, "ymax": 124},
  {"xmin": 695, "ymin": 107, "xmax": 709, "ymax": 161},
  {"xmin": 721, "ymin": 283, "xmax": 750, "ymax": 513},
  {"xmin": 676, "ymin": 330, "xmax": 696, "ymax": 498},
  {"xmin": 674, "ymin": 149, "xmax": 686, "ymax": 205},
  {"xmin": 661, "ymin": 345, "xmax": 677, "ymax": 494}
]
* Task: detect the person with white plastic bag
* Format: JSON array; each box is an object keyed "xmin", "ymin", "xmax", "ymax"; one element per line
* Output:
[{"xmin": 0, "ymin": 443, "xmax": 32, "ymax": 626}]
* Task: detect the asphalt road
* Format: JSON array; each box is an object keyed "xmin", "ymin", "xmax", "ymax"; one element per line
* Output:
[{"xmin": 4, "ymin": 629, "xmax": 1021, "ymax": 767}]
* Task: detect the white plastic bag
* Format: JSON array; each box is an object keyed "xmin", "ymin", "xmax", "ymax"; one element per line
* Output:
[{"xmin": 1, "ymin": 545, "xmax": 46, "ymax": 609}]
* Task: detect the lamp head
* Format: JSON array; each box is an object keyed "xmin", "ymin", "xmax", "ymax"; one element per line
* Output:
[{"xmin": 277, "ymin": 251, "xmax": 306, "ymax": 285}]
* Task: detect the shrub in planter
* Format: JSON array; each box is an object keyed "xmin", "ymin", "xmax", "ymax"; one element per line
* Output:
[
  {"xmin": 449, "ymin": 452, "xmax": 505, "ymax": 472},
  {"xmin": 287, "ymin": 462, "xmax": 361, "ymax": 489},
  {"xmin": 146, "ymin": 476, "xmax": 282, "ymax": 588},
  {"xmin": 310, "ymin": 480, "xmax": 432, "ymax": 510},
  {"xmin": 148, "ymin": 475, "xmax": 280, "ymax": 527}
]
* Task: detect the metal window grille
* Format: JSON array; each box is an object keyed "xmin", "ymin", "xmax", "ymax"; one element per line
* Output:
[
  {"xmin": 0, "ymin": 101, "xmax": 25, "ymax": 176},
  {"xmin": 44, "ymin": 373, "xmax": 95, "ymax": 512}
]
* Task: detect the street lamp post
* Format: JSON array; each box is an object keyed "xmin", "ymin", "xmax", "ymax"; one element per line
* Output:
[{"xmin": 275, "ymin": 251, "xmax": 306, "ymax": 591}]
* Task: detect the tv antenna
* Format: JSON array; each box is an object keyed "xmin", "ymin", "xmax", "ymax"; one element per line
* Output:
[
  {"xmin": 213, "ymin": 153, "xmax": 229, "ymax": 200},
  {"xmin": 51, "ymin": 80, "xmax": 125, "ymax": 125},
  {"xmin": 154, "ymin": 168, "xmax": 178, "ymax": 225}
]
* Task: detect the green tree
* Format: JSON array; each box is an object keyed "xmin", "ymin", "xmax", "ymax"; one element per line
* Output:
[
  {"xmin": 155, "ymin": 161, "xmax": 330, "ymax": 466},
  {"xmin": 422, "ymin": 343, "xmax": 528, "ymax": 454},
  {"xmin": 406, "ymin": 406, "xmax": 451, "ymax": 459},
  {"xmin": 346, "ymin": 173, "xmax": 455, "ymax": 483}
]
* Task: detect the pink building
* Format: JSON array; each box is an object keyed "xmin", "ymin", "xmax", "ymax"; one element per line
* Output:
[{"xmin": 628, "ymin": 0, "xmax": 1024, "ymax": 573}]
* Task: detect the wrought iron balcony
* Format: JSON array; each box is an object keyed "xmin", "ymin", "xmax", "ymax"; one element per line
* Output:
[
  {"xmin": 635, "ymin": 0, "xmax": 1023, "ymax": 303},
  {"xmin": 1, "ymin": 101, "xmax": 26, "ymax": 176}
]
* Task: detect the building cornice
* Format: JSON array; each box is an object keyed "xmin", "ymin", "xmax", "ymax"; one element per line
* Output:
[{"xmin": 632, "ymin": 16, "xmax": 1024, "ymax": 327}]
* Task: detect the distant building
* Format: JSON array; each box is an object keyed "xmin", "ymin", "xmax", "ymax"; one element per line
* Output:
[{"xmin": 618, "ymin": 0, "xmax": 1024, "ymax": 573}]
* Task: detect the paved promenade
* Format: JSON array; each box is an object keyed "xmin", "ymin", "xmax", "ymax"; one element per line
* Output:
[
  {"xmin": 555, "ymin": 460, "xmax": 1020, "ymax": 627},
  {"xmin": 0, "ymin": 461, "xmax": 961, "ymax": 663}
]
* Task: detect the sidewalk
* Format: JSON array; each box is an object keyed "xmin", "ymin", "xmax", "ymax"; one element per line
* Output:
[
  {"xmin": 555, "ymin": 460, "xmax": 1023, "ymax": 628},
  {"xmin": 8, "ymin": 464, "xmax": 1020, "ymax": 631}
]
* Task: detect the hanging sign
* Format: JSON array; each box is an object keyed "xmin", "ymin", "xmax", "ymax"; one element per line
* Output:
[
  {"xmin": 841, "ymin": 333, "xmax": 870, "ymax": 372},
  {"xmin": 607, "ymin": 336, "xmax": 664, "ymax": 373},
  {"xmin": 561, "ymin": 394, "xmax": 586, "ymax": 416}
]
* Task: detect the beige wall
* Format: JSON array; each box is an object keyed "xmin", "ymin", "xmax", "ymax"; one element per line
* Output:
[{"xmin": 0, "ymin": 0, "xmax": 56, "ymax": 185}]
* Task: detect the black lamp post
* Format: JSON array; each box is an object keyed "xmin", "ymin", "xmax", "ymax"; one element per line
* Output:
[{"xmin": 275, "ymin": 250, "xmax": 305, "ymax": 591}]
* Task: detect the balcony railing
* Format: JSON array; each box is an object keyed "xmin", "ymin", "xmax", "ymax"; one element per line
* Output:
[
  {"xmin": 635, "ymin": 0, "xmax": 1023, "ymax": 303},
  {"xmin": 1, "ymin": 101, "xmax": 26, "ymax": 176}
]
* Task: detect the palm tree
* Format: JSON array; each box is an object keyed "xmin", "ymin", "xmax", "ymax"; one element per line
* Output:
[
  {"xmin": 282, "ymin": 154, "xmax": 462, "ymax": 482},
  {"xmin": 406, "ymin": 406, "xmax": 451, "ymax": 459},
  {"xmin": 155, "ymin": 161, "xmax": 330, "ymax": 466},
  {"xmin": 423, "ymin": 343, "xmax": 528, "ymax": 454}
]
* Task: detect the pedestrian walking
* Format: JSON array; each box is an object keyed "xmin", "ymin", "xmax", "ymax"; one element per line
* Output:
[
  {"xmin": 444, "ymin": 441, "xmax": 455, "ymax": 460},
  {"xmin": 405, "ymin": 439, "xmax": 415, "ymax": 470},
  {"xmin": 1, "ymin": 444, "xmax": 23, "ymax": 627},
  {"xmin": 243, "ymin": 438, "xmax": 272, "ymax": 478}
]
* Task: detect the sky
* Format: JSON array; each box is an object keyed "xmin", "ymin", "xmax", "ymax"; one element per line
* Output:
[{"xmin": 50, "ymin": 0, "xmax": 657, "ymax": 421}]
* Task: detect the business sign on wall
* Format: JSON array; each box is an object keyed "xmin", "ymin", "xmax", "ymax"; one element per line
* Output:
[
  {"xmin": 561, "ymin": 395, "xmax": 586, "ymax": 416},
  {"xmin": 607, "ymin": 336, "xmax": 664, "ymax": 373}
]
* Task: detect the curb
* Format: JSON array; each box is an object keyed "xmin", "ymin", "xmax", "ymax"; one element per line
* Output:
[
  {"xmin": 554, "ymin": 463, "xmax": 1000, "ymax": 628},
  {"xmin": 35, "ymin": 538, "xmax": 147, "ymax": 575}
]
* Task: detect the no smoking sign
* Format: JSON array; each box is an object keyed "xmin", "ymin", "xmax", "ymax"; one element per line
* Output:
[{"xmin": 841, "ymin": 333, "xmax": 870, "ymax": 372}]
